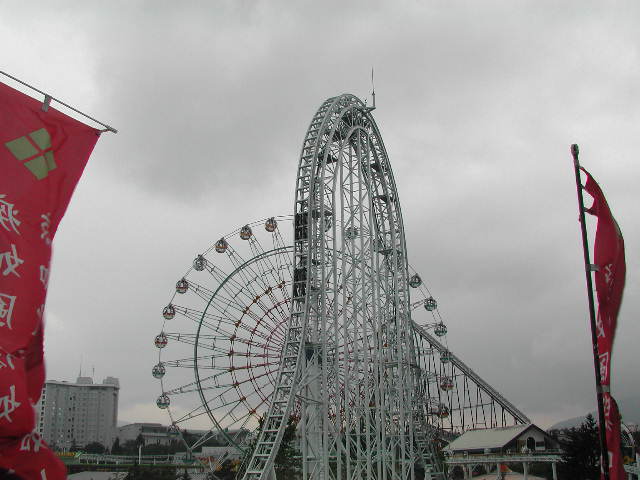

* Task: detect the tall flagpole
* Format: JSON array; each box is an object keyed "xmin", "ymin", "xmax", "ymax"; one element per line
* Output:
[{"xmin": 571, "ymin": 143, "xmax": 610, "ymax": 479}]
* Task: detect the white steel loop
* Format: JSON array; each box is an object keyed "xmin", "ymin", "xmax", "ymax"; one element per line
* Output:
[{"xmin": 243, "ymin": 94, "xmax": 443, "ymax": 480}]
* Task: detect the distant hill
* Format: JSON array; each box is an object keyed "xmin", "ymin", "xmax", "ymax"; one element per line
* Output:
[
  {"xmin": 117, "ymin": 419, "xmax": 168, "ymax": 427},
  {"xmin": 550, "ymin": 414, "xmax": 592, "ymax": 430},
  {"xmin": 550, "ymin": 395, "xmax": 639, "ymax": 430}
]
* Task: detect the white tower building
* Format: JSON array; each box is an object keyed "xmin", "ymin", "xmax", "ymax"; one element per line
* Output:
[{"xmin": 36, "ymin": 376, "xmax": 119, "ymax": 451}]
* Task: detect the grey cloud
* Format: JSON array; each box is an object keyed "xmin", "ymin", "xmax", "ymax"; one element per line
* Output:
[{"xmin": 1, "ymin": 0, "xmax": 638, "ymax": 428}]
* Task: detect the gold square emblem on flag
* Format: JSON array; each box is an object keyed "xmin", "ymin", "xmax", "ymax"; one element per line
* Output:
[{"xmin": 4, "ymin": 128, "xmax": 57, "ymax": 180}]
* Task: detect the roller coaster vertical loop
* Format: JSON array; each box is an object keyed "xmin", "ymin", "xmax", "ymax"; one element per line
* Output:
[{"xmin": 242, "ymin": 94, "xmax": 442, "ymax": 480}]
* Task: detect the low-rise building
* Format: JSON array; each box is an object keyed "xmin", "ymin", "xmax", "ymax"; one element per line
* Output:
[
  {"xmin": 444, "ymin": 423, "xmax": 559, "ymax": 456},
  {"xmin": 117, "ymin": 423, "xmax": 176, "ymax": 446},
  {"xmin": 444, "ymin": 424, "xmax": 561, "ymax": 480}
]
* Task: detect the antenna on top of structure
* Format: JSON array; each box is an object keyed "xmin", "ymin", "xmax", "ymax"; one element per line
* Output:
[
  {"xmin": 78, "ymin": 355, "xmax": 83, "ymax": 379},
  {"xmin": 371, "ymin": 67, "xmax": 376, "ymax": 110}
]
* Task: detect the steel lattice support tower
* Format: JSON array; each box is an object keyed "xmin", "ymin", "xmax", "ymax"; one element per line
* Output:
[{"xmin": 242, "ymin": 94, "xmax": 444, "ymax": 480}]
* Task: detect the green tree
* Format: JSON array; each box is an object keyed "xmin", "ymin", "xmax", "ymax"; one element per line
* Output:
[
  {"xmin": 274, "ymin": 417, "xmax": 301, "ymax": 478},
  {"xmin": 125, "ymin": 465, "xmax": 176, "ymax": 480},
  {"xmin": 112, "ymin": 437, "xmax": 122, "ymax": 454},
  {"xmin": 236, "ymin": 416, "xmax": 301, "ymax": 479},
  {"xmin": 84, "ymin": 441, "xmax": 106, "ymax": 454},
  {"xmin": 121, "ymin": 439, "xmax": 140, "ymax": 454},
  {"xmin": 559, "ymin": 414, "xmax": 600, "ymax": 480},
  {"xmin": 142, "ymin": 442, "xmax": 171, "ymax": 455}
]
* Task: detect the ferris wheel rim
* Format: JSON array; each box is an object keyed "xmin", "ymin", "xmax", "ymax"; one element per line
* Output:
[
  {"xmin": 193, "ymin": 243, "xmax": 293, "ymax": 451},
  {"xmin": 153, "ymin": 213, "xmax": 447, "ymax": 419},
  {"xmin": 156, "ymin": 216, "xmax": 294, "ymax": 453},
  {"xmin": 156, "ymin": 225, "xmax": 451, "ymax": 456}
]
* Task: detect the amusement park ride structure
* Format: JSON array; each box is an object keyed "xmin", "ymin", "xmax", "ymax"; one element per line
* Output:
[{"xmin": 153, "ymin": 94, "xmax": 529, "ymax": 479}]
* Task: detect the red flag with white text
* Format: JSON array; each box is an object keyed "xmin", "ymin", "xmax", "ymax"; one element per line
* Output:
[
  {"xmin": 0, "ymin": 81, "xmax": 101, "ymax": 479},
  {"xmin": 581, "ymin": 167, "xmax": 626, "ymax": 480}
]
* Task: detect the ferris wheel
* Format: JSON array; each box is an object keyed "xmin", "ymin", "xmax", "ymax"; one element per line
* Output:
[{"xmin": 152, "ymin": 216, "xmax": 451, "ymax": 456}]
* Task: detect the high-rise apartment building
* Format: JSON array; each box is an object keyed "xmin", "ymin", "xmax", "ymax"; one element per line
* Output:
[{"xmin": 36, "ymin": 376, "xmax": 119, "ymax": 450}]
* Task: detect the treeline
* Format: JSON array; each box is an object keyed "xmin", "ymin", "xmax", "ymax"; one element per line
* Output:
[{"xmin": 65, "ymin": 429, "xmax": 232, "ymax": 456}]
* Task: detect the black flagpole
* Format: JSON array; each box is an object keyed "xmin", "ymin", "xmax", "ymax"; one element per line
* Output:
[{"xmin": 571, "ymin": 143, "xmax": 610, "ymax": 479}]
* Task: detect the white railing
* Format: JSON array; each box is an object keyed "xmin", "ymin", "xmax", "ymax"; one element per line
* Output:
[
  {"xmin": 75, "ymin": 453, "xmax": 178, "ymax": 464},
  {"xmin": 445, "ymin": 453, "xmax": 562, "ymax": 465}
]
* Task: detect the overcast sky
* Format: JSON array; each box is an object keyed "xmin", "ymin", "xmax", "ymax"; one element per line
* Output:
[{"xmin": 2, "ymin": 1, "xmax": 638, "ymax": 430}]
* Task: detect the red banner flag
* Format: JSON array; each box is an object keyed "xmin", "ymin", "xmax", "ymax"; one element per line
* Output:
[
  {"xmin": 0, "ymin": 81, "xmax": 101, "ymax": 479},
  {"xmin": 581, "ymin": 167, "xmax": 626, "ymax": 480}
]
